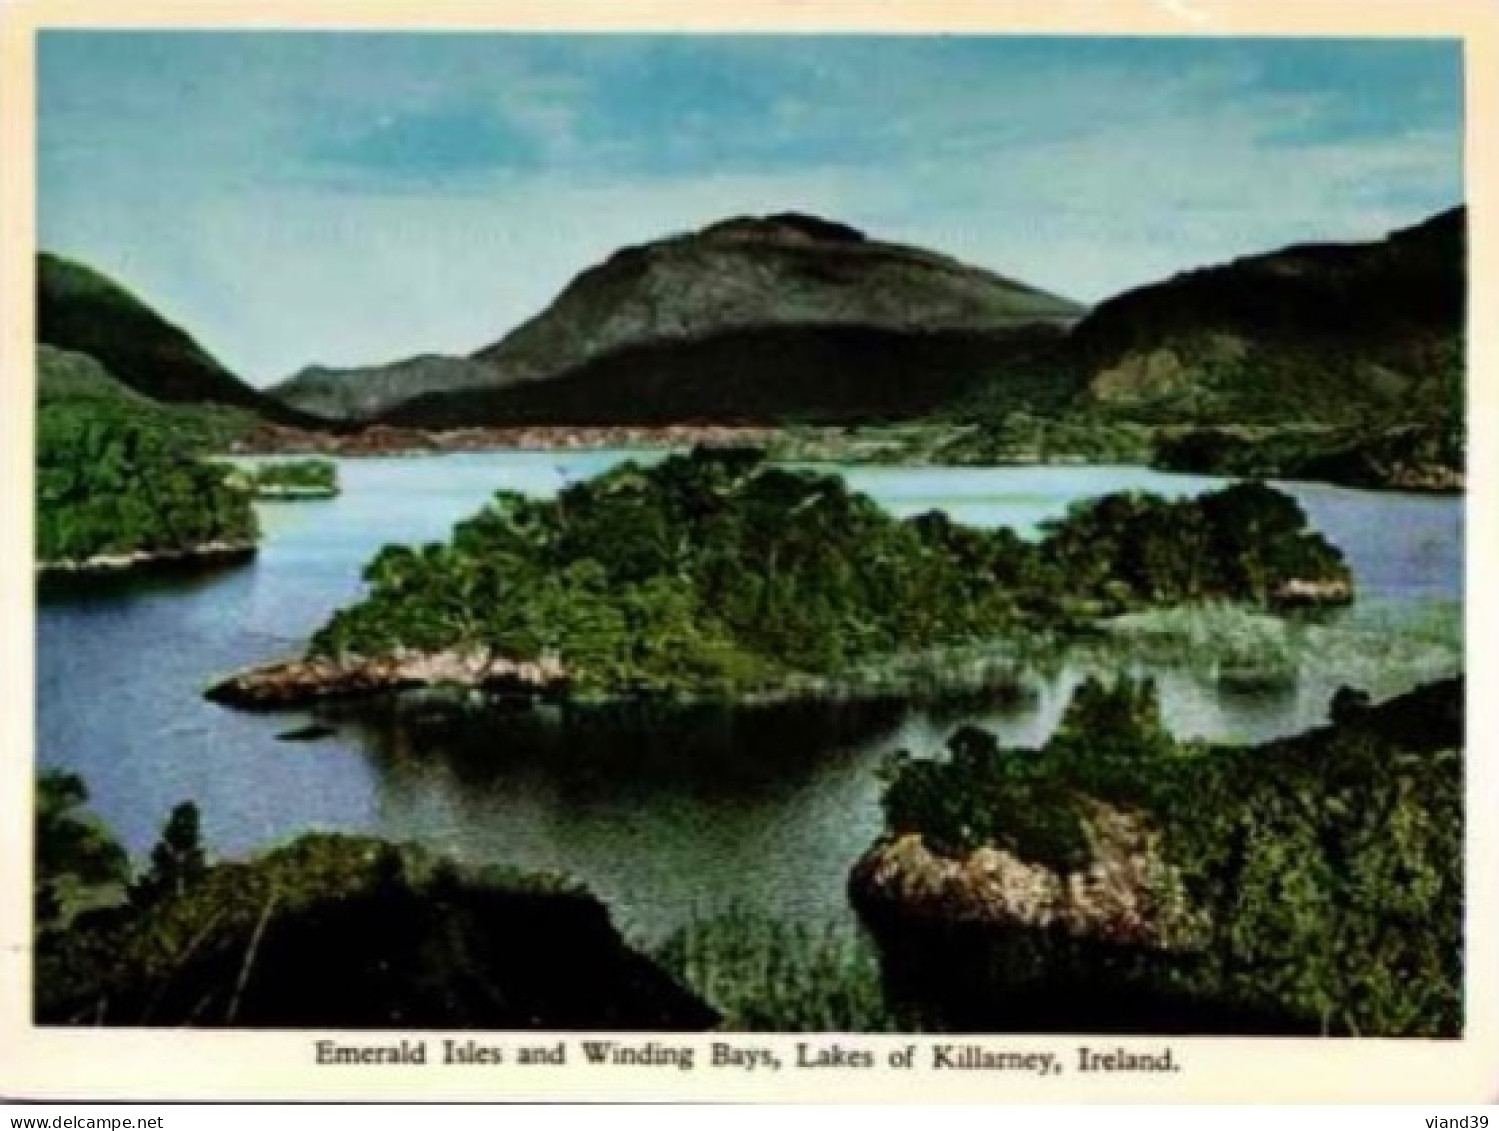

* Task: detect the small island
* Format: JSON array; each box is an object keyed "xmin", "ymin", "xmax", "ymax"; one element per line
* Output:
[
  {"xmin": 36, "ymin": 401, "xmax": 259, "ymax": 574},
  {"xmin": 206, "ymin": 447, "xmax": 1352, "ymax": 708},
  {"xmin": 231, "ymin": 458, "xmax": 341, "ymax": 500}
]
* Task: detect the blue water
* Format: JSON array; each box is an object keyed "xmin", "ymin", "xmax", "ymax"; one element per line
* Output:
[{"xmin": 37, "ymin": 455, "xmax": 1463, "ymax": 941}]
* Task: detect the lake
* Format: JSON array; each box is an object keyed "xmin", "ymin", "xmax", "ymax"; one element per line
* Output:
[{"xmin": 36, "ymin": 454, "xmax": 1464, "ymax": 944}]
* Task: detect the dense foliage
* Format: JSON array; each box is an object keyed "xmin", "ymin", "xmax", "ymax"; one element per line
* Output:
[
  {"xmin": 36, "ymin": 804, "xmax": 716, "ymax": 1029},
  {"xmin": 1167, "ymin": 681, "xmax": 1463, "ymax": 1035},
  {"xmin": 240, "ymin": 458, "xmax": 340, "ymax": 497},
  {"xmin": 655, "ymin": 906, "xmax": 904, "ymax": 1032},
  {"xmin": 939, "ymin": 410, "xmax": 1155, "ymax": 466},
  {"xmin": 34, "ymin": 772, "xmax": 130, "ymax": 930},
  {"xmin": 1037, "ymin": 478, "xmax": 1350, "ymax": 610},
  {"xmin": 130, "ymin": 802, "xmax": 207, "ymax": 905},
  {"xmin": 39, "ymin": 345, "xmax": 262, "ymax": 450},
  {"xmin": 36, "ymin": 402, "xmax": 258, "ymax": 564},
  {"xmin": 308, "ymin": 448, "xmax": 1350, "ymax": 696},
  {"xmin": 873, "ymin": 677, "xmax": 1463, "ymax": 1035},
  {"xmin": 881, "ymin": 678, "xmax": 1179, "ymax": 871}
]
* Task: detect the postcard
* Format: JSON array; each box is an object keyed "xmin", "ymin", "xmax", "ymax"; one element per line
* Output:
[{"xmin": 1, "ymin": 0, "xmax": 1495, "ymax": 1104}]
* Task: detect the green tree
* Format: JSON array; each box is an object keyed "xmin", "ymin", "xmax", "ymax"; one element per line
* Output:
[{"xmin": 133, "ymin": 802, "xmax": 207, "ymax": 905}]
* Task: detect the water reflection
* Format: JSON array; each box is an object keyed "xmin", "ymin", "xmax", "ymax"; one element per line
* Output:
[
  {"xmin": 348, "ymin": 697, "xmax": 910, "ymax": 790},
  {"xmin": 306, "ymin": 654, "xmax": 1356, "ymax": 943},
  {"xmin": 332, "ymin": 699, "xmax": 922, "ymax": 942}
]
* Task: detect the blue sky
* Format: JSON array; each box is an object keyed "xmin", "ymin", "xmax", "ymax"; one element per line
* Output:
[{"xmin": 40, "ymin": 34, "xmax": 1463, "ymax": 384}]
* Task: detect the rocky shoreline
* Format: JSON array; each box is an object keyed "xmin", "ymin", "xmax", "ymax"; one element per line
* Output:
[
  {"xmin": 848, "ymin": 802, "xmax": 1200, "ymax": 951},
  {"xmin": 229, "ymin": 422, "xmax": 779, "ymax": 458},
  {"xmin": 203, "ymin": 647, "xmax": 1031, "ymax": 712},
  {"xmin": 204, "ymin": 646, "xmax": 569, "ymax": 708},
  {"xmin": 227, "ymin": 421, "xmax": 1465, "ymax": 496},
  {"xmin": 1269, "ymin": 576, "xmax": 1354, "ymax": 608},
  {"xmin": 37, "ymin": 540, "xmax": 257, "ymax": 577}
]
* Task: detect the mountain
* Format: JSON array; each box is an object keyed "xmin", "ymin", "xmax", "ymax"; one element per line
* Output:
[
  {"xmin": 473, "ymin": 213, "xmax": 1083, "ymax": 384},
  {"xmin": 1068, "ymin": 207, "xmax": 1465, "ymax": 426},
  {"xmin": 274, "ymin": 212, "xmax": 1086, "ymax": 425},
  {"xmin": 270, "ymin": 354, "xmax": 496, "ymax": 421},
  {"xmin": 38, "ymin": 253, "xmax": 319, "ymax": 427},
  {"xmin": 381, "ymin": 325, "xmax": 1073, "ymax": 428},
  {"xmin": 268, "ymin": 206, "xmax": 1465, "ymax": 435}
]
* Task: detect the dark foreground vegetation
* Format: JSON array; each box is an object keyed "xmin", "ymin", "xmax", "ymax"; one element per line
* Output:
[
  {"xmin": 855, "ymin": 677, "xmax": 1463, "ymax": 1036},
  {"xmin": 294, "ymin": 448, "xmax": 1350, "ymax": 701},
  {"xmin": 37, "ymin": 400, "xmax": 258, "ymax": 568},
  {"xmin": 35, "ymin": 783, "xmax": 716, "ymax": 1029},
  {"xmin": 38, "ymin": 674, "xmax": 1461, "ymax": 1033}
]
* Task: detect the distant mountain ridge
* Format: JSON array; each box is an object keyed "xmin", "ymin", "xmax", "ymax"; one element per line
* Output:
[
  {"xmin": 270, "ymin": 206, "xmax": 1464, "ymax": 432},
  {"xmin": 270, "ymin": 354, "xmax": 495, "ymax": 423},
  {"xmin": 49, "ymin": 204, "xmax": 1464, "ymax": 439},
  {"xmin": 1070, "ymin": 207, "xmax": 1465, "ymax": 426},
  {"xmin": 272, "ymin": 212, "xmax": 1086, "ymax": 425},
  {"xmin": 473, "ymin": 212, "xmax": 1085, "ymax": 383}
]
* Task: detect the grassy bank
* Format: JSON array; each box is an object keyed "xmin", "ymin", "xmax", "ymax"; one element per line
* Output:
[{"xmin": 653, "ymin": 907, "xmax": 906, "ymax": 1032}]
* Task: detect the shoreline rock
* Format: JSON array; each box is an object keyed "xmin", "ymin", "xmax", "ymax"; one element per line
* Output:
[
  {"xmin": 204, "ymin": 639, "xmax": 1040, "ymax": 713},
  {"xmin": 1270, "ymin": 576, "xmax": 1354, "ymax": 608},
  {"xmin": 37, "ymin": 540, "xmax": 257, "ymax": 577},
  {"xmin": 848, "ymin": 803, "xmax": 1201, "ymax": 951},
  {"xmin": 205, "ymin": 646, "xmax": 569, "ymax": 708}
]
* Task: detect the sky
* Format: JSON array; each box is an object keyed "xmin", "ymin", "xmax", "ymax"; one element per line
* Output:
[{"xmin": 39, "ymin": 34, "xmax": 1464, "ymax": 385}]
